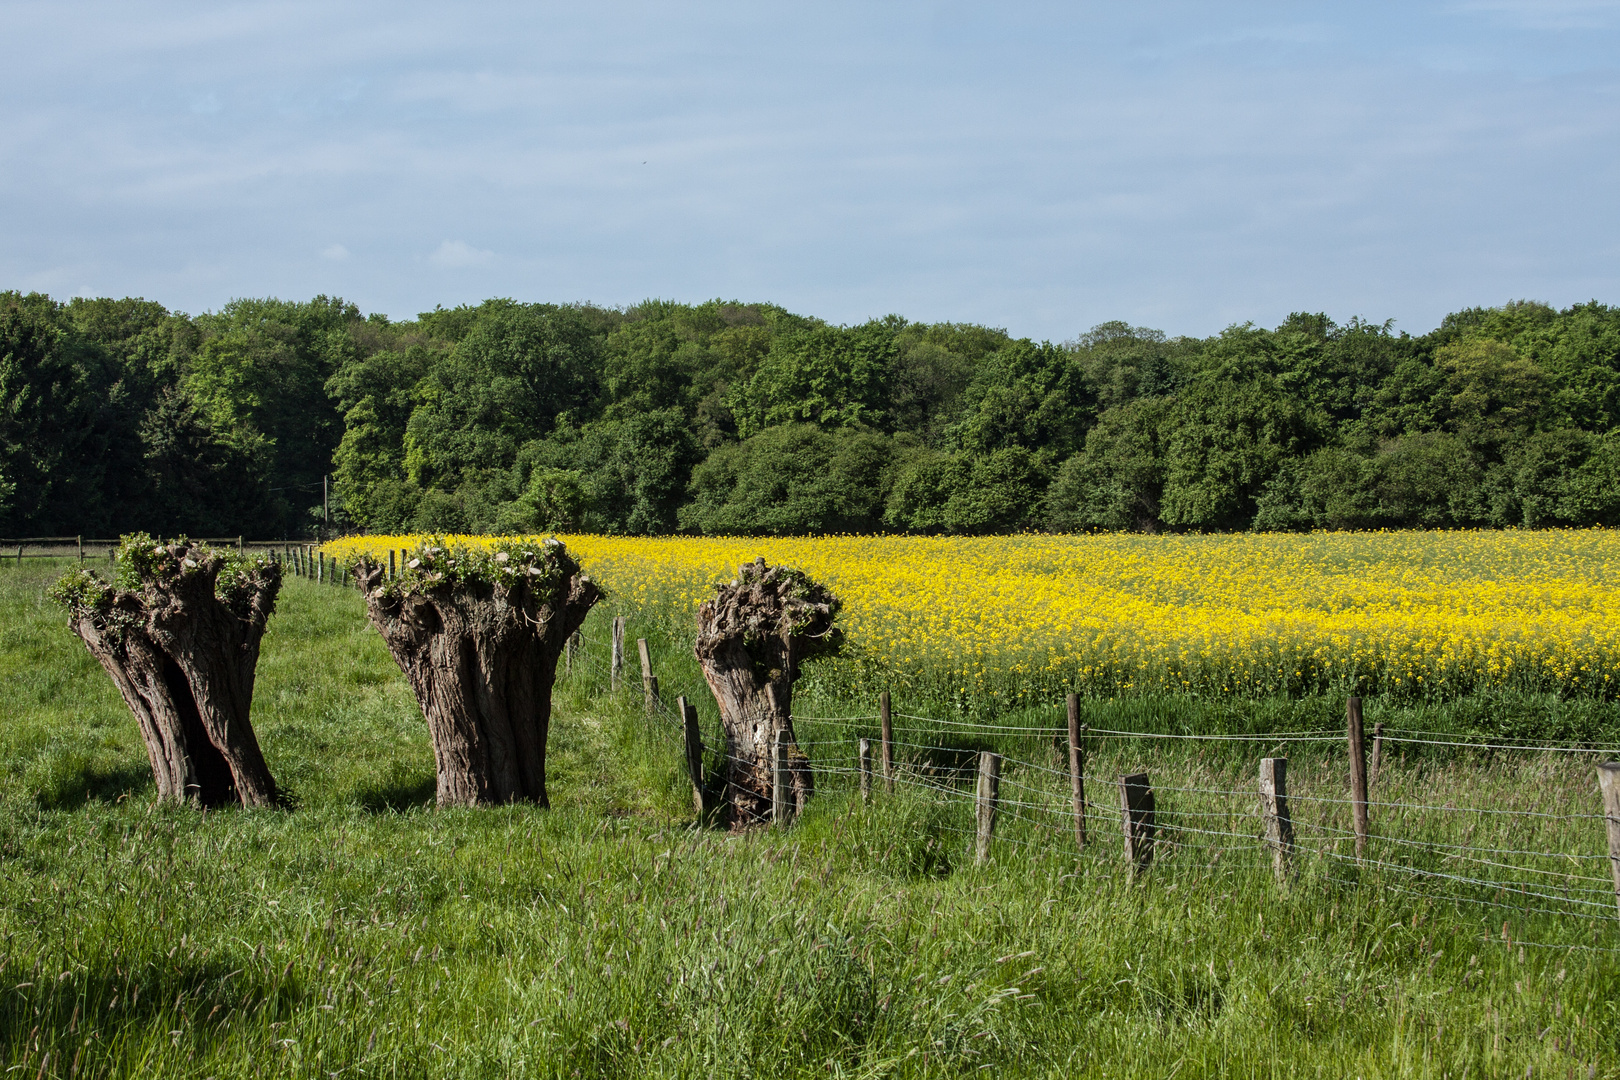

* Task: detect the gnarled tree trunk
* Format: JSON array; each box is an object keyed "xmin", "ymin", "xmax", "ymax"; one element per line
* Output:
[
  {"xmin": 354, "ymin": 540, "xmax": 600, "ymax": 808},
  {"xmin": 694, "ymin": 557, "xmax": 840, "ymax": 827},
  {"xmin": 55, "ymin": 541, "xmax": 282, "ymax": 807}
]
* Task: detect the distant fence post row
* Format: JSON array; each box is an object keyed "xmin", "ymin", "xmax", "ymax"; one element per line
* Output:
[{"xmin": 2, "ymin": 536, "xmax": 246, "ymax": 564}]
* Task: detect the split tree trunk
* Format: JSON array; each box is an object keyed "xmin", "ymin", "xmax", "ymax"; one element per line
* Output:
[
  {"xmin": 355, "ymin": 541, "xmax": 600, "ymax": 808},
  {"xmin": 694, "ymin": 557, "xmax": 840, "ymax": 827},
  {"xmin": 56, "ymin": 541, "xmax": 282, "ymax": 807}
]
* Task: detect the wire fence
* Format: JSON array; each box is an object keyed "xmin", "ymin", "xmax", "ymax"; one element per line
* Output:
[{"xmin": 555, "ymin": 622, "xmax": 1620, "ymax": 957}]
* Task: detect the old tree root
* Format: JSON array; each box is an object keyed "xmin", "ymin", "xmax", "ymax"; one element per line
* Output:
[
  {"xmin": 354, "ymin": 539, "xmax": 600, "ymax": 808},
  {"xmin": 50, "ymin": 538, "xmax": 282, "ymax": 807},
  {"xmin": 694, "ymin": 557, "xmax": 840, "ymax": 827}
]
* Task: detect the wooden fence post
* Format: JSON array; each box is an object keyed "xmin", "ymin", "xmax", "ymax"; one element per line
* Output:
[
  {"xmin": 975, "ymin": 751, "xmax": 1001, "ymax": 865},
  {"xmin": 1348, "ymin": 697, "xmax": 1370, "ymax": 860},
  {"xmin": 77, "ymin": 536, "xmax": 83, "ymax": 562},
  {"xmin": 1599, "ymin": 761, "xmax": 1620, "ymax": 920},
  {"xmin": 566, "ymin": 631, "xmax": 579, "ymax": 676},
  {"xmin": 859, "ymin": 738, "xmax": 873, "ymax": 804},
  {"xmin": 1260, "ymin": 757, "xmax": 1296, "ymax": 885},
  {"xmin": 679, "ymin": 695, "xmax": 706, "ymax": 822},
  {"xmin": 772, "ymin": 728, "xmax": 791, "ymax": 825},
  {"xmin": 1371, "ymin": 721, "xmax": 1385, "ymax": 786},
  {"xmin": 388, "ymin": 549, "xmax": 397, "ymax": 581},
  {"xmin": 610, "ymin": 617, "xmax": 626, "ymax": 691},
  {"xmin": 880, "ymin": 690, "xmax": 893, "ymax": 794},
  {"xmin": 1120, "ymin": 772, "xmax": 1155, "ymax": 877},
  {"xmin": 318, "ymin": 553, "xmax": 326, "ymax": 585},
  {"xmin": 1067, "ymin": 693, "xmax": 1087, "ymax": 850},
  {"xmin": 237, "ymin": 535, "xmax": 243, "ymax": 553},
  {"xmin": 637, "ymin": 638, "xmax": 659, "ymax": 713}
]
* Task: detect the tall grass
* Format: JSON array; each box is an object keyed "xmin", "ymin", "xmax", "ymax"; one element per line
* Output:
[{"xmin": 0, "ymin": 560, "xmax": 1616, "ymax": 1077}]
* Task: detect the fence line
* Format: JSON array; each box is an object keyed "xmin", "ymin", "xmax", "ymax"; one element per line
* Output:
[{"xmin": 553, "ymin": 624, "xmax": 1620, "ymax": 953}]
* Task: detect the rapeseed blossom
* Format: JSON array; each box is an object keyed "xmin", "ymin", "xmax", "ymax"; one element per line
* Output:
[{"xmin": 325, "ymin": 531, "xmax": 1620, "ymax": 705}]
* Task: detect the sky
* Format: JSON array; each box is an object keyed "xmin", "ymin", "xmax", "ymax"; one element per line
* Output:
[{"xmin": 2, "ymin": 1, "xmax": 1618, "ymax": 341}]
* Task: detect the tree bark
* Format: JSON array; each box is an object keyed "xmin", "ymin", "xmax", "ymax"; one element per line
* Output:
[
  {"xmin": 693, "ymin": 557, "xmax": 840, "ymax": 827},
  {"xmin": 354, "ymin": 541, "xmax": 600, "ymax": 808},
  {"xmin": 55, "ymin": 541, "xmax": 281, "ymax": 807}
]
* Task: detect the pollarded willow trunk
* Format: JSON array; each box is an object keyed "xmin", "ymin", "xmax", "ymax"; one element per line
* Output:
[
  {"xmin": 354, "ymin": 539, "xmax": 601, "ymax": 808},
  {"xmin": 50, "ymin": 538, "xmax": 282, "ymax": 807},
  {"xmin": 694, "ymin": 557, "xmax": 840, "ymax": 827}
]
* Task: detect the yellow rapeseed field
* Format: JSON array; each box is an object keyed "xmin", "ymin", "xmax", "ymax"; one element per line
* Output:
[{"xmin": 325, "ymin": 531, "xmax": 1620, "ymax": 704}]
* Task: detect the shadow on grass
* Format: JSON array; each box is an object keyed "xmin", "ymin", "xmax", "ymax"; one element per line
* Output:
[
  {"xmin": 903, "ymin": 736, "xmax": 998, "ymax": 782},
  {"xmin": 0, "ymin": 954, "xmax": 310, "ymax": 1048},
  {"xmin": 355, "ymin": 767, "xmax": 437, "ymax": 812},
  {"xmin": 29, "ymin": 754, "xmax": 153, "ymax": 810}
]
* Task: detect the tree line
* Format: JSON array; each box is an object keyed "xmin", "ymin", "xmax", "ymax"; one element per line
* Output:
[{"xmin": 3, "ymin": 290, "xmax": 1617, "ymax": 538}]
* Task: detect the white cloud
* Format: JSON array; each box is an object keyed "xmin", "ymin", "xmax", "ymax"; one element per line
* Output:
[
  {"xmin": 321, "ymin": 243, "xmax": 349, "ymax": 260},
  {"xmin": 1448, "ymin": 0, "xmax": 1620, "ymax": 30},
  {"xmin": 428, "ymin": 239, "xmax": 494, "ymax": 268}
]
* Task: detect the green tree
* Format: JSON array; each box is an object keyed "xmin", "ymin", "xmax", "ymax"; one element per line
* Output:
[
  {"xmin": 727, "ymin": 322, "xmax": 897, "ymax": 437},
  {"xmin": 1046, "ymin": 397, "xmax": 1173, "ymax": 533},
  {"xmin": 328, "ymin": 345, "xmax": 438, "ymax": 531},
  {"xmin": 402, "ymin": 304, "xmax": 604, "ymax": 492},
  {"xmin": 1160, "ymin": 377, "xmax": 1319, "ymax": 530},
  {"xmin": 0, "ymin": 293, "xmax": 96, "ymax": 534},
  {"xmin": 950, "ymin": 340, "xmax": 1093, "ymax": 460},
  {"xmin": 679, "ymin": 424, "xmax": 891, "ymax": 535}
]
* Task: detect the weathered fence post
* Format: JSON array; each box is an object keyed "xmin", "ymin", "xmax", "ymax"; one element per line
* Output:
[
  {"xmin": 1120, "ymin": 772, "xmax": 1155, "ymax": 877},
  {"xmin": 880, "ymin": 690, "xmax": 894, "ymax": 794},
  {"xmin": 678, "ymin": 695, "xmax": 706, "ymax": 821},
  {"xmin": 610, "ymin": 616, "xmax": 626, "ymax": 691},
  {"xmin": 1260, "ymin": 757, "xmax": 1296, "ymax": 885},
  {"xmin": 858, "ymin": 737, "xmax": 873, "ymax": 804},
  {"xmin": 388, "ymin": 549, "xmax": 396, "ymax": 581},
  {"xmin": 77, "ymin": 536, "xmax": 83, "ymax": 562},
  {"xmin": 318, "ymin": 552, "xmax": 326, "ymax": 585},
  {"xmin": 1348, "ymin": 696, "xmax": 1370, "ymax": 860},
  {"xmin": 1599, "ymin": 761, "xmax": 1620, "ymax": 919},
  {"xmin": 975, "ymin": 751, "xmax": 1001, "ymax": 865},
  {"xmin": 565, "ymin": 630, "xmax": 579, "ymax": 676},
  {"xmin": 772, "ymin": 728, "xmax": 792, "ymax": 825},
  {"xmin": 1371, "ymin": 721, "xmax": 1385, "ymax": 786},
  {"xmin": 1067, "ymin": 692, "xmax": 1086, "ymax": 849},
  {"xmin": 638, "ymin": 638, "xmax": 659, "ymax": 713}
]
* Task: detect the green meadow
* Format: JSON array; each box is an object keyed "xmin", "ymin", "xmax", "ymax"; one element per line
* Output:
[{"xmin": 0, "ymin": 560, "xmax": 1616, "ymax": 1078}]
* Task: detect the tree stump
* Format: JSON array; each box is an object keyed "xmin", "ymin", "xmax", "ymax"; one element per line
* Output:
[
  {"xmin": 353, "ymin": 538, "xmax": 600, "ymax": 808},
  {"xmin": 694, "ymin": 557, "xmax": 840, "ymax": 827},
  {"xmin": 50, "ymin": 537, "xmax": 283, "ymax": 807}
]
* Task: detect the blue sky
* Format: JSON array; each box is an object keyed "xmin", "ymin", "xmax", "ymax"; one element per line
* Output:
[{"xmin": 2, "ymin": 1, "xmax": 1617, "ymax": 340}]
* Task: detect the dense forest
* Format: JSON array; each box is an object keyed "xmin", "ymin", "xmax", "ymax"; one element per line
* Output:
[{"xmin": 2, "ymin": 290, "xmax": 1617, "ymax": 539}]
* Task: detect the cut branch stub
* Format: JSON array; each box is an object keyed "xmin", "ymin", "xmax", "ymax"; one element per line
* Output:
[
  {"xmin": 354, "ymin": 538, "xmax": 601, "ymax": 808},
  {"xmin": 50, "ymin": 536, "xmax": 283, "ymax": 808},
  {"xmin": 693, "ymin": 557, "xmax": 841, "ymax": 827}
]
